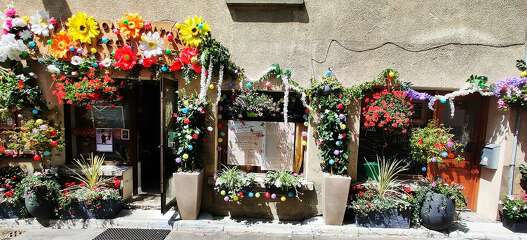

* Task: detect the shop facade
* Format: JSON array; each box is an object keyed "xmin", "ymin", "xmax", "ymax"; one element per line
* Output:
[{"xmin": 1, "ymin": 0, "xmax": 526, "ymax": 223}]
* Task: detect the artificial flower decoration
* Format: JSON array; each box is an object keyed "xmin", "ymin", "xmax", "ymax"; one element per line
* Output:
[
  {"xmin": 176, "ymin": 16, "xmax": 210, "ymax": 48},
  {"xmin": 0, "ymin": 33, "xmax": 28, "ymax": 62},
  {"xmin": 66, "ymin": 12, "xmax": 100, "ymax": 44},
  {"xmin": 29, "ymin": 10, "xmax": 54, "ymax": 37},
  {"xmin": 48, "ymin": 31, "xmax": 72, "ymax": 59},
  {"xmin": 141, "ymin": 56, "xmax": 157, "ymax": 68},
  {"xmin": 178, "ymin": 47, "xmax": 201, "ymax": 73},
  {"xmin": 139, "ymin": 32, "xmax": 164, "ymax": 58},
  {"xmin": 118, "ymin": 13, "xmax": 144, "ymax": 39},
  {"xmin": 114, "ymin": 45, "xmax": 137, "ymax": 71}
]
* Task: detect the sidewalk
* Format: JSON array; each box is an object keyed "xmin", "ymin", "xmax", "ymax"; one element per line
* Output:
[{"xmin": 0, "ymin": 210, "xmax": 526, "ymax": 240}]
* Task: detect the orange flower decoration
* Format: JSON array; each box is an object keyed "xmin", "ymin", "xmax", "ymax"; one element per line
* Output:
[
  {"xmin": 118, "ymin": 13, "xmax": 144, "ymax": 39},
  {"xmin": 49, "ymin": 31, "xmax": 73, "ymax": 59}
]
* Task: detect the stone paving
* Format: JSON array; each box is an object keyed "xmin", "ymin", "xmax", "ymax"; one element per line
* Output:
[{"xmin": 0, "ymin": 210, "xmax": 526, "ymax": 239}]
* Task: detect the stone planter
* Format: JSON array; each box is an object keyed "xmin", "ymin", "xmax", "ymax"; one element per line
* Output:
[
  {"xmin": 420, "ymin": 192, "xmax": 455, "ymax": 231},
  {"xmin": 323, "ymin": 174, "xmax": 351, "ymax": 225},
  {"xmin": 355, "ymin": 208, "xmax": 411, "ymax": 228},
  {"xmin": 24, "ymin": 189, "xmax": 53, "ymax": 219},
  {"xmin": 503, "ymin": 217, "xmax": 527, "ymax": 233},
  {"xmin": 173, "ymin": 170, "xmax": 203, "ymax": 220}
]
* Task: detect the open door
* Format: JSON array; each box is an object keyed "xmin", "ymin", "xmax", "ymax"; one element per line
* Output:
[{"xmin": 160, "ymin": 78, "xmax": 178, "ymax": 213}]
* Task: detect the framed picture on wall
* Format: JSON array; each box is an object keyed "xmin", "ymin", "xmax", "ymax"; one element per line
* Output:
[{"xmin": 121, "ymin": 129, "xmax": 130, "ymax": 140}]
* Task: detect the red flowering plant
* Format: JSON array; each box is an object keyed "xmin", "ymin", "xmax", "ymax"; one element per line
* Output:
[
  {"xmin": 0, "ymin": 166, "xmax": 27, "ymax": 214},
  {"xmin": 51, "ymin": 68, "xmax": 122, "ymax": 109},
  {"xmin": 170, "ymin": 47, "xmax": 202, "ymax": 83},
  {"xmin": 409, "ymin": 120, "xmax": 464, "ymax": 164},
  {"xmin": 361, "ymin": 70, "xmax": 414, "ymax": 134}
]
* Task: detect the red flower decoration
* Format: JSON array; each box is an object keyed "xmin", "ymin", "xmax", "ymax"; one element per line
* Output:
[
  {"xmin": 141, "ymin": 56, "xmax": 157, "ymax": 68},
  {"xmin": 169, "ymin": 59, "xmax": 183, "ymax": 72},
  {"xmin": 337, "ymin": 103, "xmax": 344, "ymax": 110},
  {"xmin": 178, "ymin": 47, "xmax": 201, "ymax": 74},
  {"xmin": 113, "ymin": 177, "xmax": 121, "ymax": 189},
  {"xmin": 192, "ymin": 133, "xmax": 199, "ymax": 139},
  {"xmin": 183, "ymin": 118, "xmax": 191, "ymax": 124},
  {"xmin": 114, "ymin": 45, "xmax": 136, "ymax": 71}
]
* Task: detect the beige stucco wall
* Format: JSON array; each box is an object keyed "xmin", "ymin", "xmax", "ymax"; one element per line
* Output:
[{"xmin": 4, "ymin": 0, "xmax": 527, "ymax": 219}]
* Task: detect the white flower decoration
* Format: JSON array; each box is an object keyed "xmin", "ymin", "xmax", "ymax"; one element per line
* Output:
[
  {"xmin": 139, "ymin": 32, "xmax": 164, "ymax": 58},
  {"xmin": 70, "ymin": 56, "xmax": 84, "ymax": 66},
  {"xmin": 0, "ymin": 33, "xmax": 28, "ymax": 62},
  {"xmin": 18, "ymin": 29, "xmax": 32, "ymax": 40},
  {"xmin": 101, "ymin": 58, "xmax": 112, "ymax": 68},
  {"xmin": 47, "ymin": 64, "xmax": 60, "ymax": 74},
  {"xmin": 30, "ymin": 10, "xmax": 54, "ymax": 37},
  {"xmin": 12, "ymin": 18, "xmax": 27, "ymax": 28}
]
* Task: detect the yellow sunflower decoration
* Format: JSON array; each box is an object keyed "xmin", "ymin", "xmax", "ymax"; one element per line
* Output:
[
  {"xmin": 176, "ymin": 16, "xmax": 210, "ymax": 48},
  {"xmin": 49, "ymin": 31, "xmax": 73, "ymax": 59},
  {"xmin": 118, "ymin": 13, "xmax": 144, "ymax": 39},
  {"xmin": 66, "ymin": 12, "xmax": 100, "ymax": 44}
]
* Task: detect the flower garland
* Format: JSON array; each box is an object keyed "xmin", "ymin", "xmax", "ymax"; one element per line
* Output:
[
  {"xmin": 173, "ymin": 95, "xmax": 208, "ymax": 172},
  {"xmin": 306, "ymin": 71, "xmax": 351, "ymax": 175}
]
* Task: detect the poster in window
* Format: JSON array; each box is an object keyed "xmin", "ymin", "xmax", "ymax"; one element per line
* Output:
[
  {"xmin": 227, "ymin": 121, "xmax": 295, "ymax": 170},
  {"xmin": 227, "ymin": 121, "xmax": 265, "ymax": 166},
  {"xmin": 96, "ymin": 128, "xmax": 113, "ymax": 152}
]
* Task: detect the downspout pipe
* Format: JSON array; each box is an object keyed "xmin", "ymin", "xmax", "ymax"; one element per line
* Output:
[{"xmin": 508, "ymin": 36, "xmax": 527, "ymax": 196}]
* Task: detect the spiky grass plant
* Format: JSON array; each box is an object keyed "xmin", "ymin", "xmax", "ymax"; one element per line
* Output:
[
  {"xmin": 71, "ymin": 153, "xmax": 107, "ymax": 189},
  {"xmin": 369, "ymin": 156, "xmax": 409, "ymax": 199}
]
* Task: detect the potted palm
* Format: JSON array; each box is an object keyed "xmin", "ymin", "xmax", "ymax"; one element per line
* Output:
[
  {"xmin": 351, "ymin": 157, "xmax": 412, "ymax": 228},
  {"xmin": 306, "ymin": 72, "xmax": 352, "ymax": 225},
  {"xmin": 172, "ymin": 95, "xmax": 209, "ymax": 220},
  {"xmin": 60, "ymin": 153, "xmax": 122, "ymax": 219}
]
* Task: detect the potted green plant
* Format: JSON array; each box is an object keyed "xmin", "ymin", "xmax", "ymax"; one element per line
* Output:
[
  {"xmin": 215, "ymin": 166, "xmax": 256, "ymax": 203},
  {"xmin": 502, "ymin": 197, "xmax": 527, "ymax": 233},
  {"xmin": 409, "ymin": 120, "xmax": 465, "ymax": 230},
  {"xmin": 306, "ymin": 72, "xmax": 352, "ymax": 225},
  {"xmin": 59, "ymin": 153, "xmax": 122, "ymax": 219},
  {"xmin": 18, "ymin": 173, "xmax": 60, "ymax": 220},
  {"xmin": 173, "ymin": 95, "xmax": 209, "ymax": 220},
  {"xmin": 232, "ymin": 88, "xmax": 281, "ymax": 119},
  {"xmin": 351, "ymin": 157, "xmax": 412, "ymax": 228},
  {"xmin": 410, "ymin": 179, "xmax": 466, "ymax": 230},
  {"xmin": 0, "ymin": 166, "xmax": 28, "ymax": 218}
]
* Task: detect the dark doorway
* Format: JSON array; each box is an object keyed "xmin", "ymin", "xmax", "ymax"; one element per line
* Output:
[{"xmin": 136, "ymin": 81, "xmax": 161, "ymax": 193}]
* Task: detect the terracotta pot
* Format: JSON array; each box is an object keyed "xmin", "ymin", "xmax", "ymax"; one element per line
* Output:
[
  {"xmin": 173, "ymin": 170, "xmax": 203, "ymax": 220},
  {"xmin": 323, "ymin": 174, "xmax": 351, "ymax": 225}
]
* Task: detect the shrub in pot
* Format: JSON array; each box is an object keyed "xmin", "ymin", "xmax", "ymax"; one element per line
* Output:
[
  {"xmin": 306, "ymin": 72, "xmax": 352, "ymax": 225},
  {"xmin": 0, "ymin": 166, "xmax": 28, "ymax": 218},
  {"xmin": 351, "ymin": 157, "xmax": 412, "ymax": 228},
  {"xmin": 214, "ymin": 166, "xmax": 256, "ymax": 203},
  {"xmin": 411, "ymin": 179, "xmax": 466, "ymax": 230},
  {"xmin": 173, "ymin": 95, "xmax": 209, "ymax": 220},
  {"xmin": 18, "ymin": 174, "xmax": 60, "ymax": 219},
  {"xmin": 501, "ymin": 197, "xmax": 527, "ymax": 233}
]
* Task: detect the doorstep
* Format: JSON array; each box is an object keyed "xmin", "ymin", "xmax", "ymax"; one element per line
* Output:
[{"xmin": 1, "ymin": 210, "xmax": 527, "ymax": 239}]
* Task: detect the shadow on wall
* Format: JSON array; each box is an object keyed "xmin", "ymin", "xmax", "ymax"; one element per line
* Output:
[
  {"xmin": 42, "ymin": 0, "xmax": 72, "ymax": 20},
  {"xmin": 227, "ymin": 4, "xmax": 309, "ymax": 23}
]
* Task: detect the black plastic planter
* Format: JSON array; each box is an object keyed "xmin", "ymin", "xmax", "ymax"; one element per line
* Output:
[
  {"xmin": 0, "ymin": 204, "xmax": 19, "ymax": 218},
  {"xmin": 24, "ymin": 189, "xmax": 53, "ymax": 219},
  {"xmin": 60, "ymin": 200, "xmax": 122, "ymax": 219},
  {"xmin": 503, "ymin": 217, "xmax": 527, "ymax": 233},
  {"xmin": 420, "ymin": 192, "xmax": 455, "ymax": 231},
  {"xmin": 355, "ymin": 208, "xmax": 411, "ymax": 228}
]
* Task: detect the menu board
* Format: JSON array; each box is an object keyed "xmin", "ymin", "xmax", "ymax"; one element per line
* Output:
[
  {"xmin": 227, "ymin": 121, "xmax": 294, "ymax": 170},
  {"xmin": 92, "ymin": 106, "xmax": 125, "ymax": 128}
]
